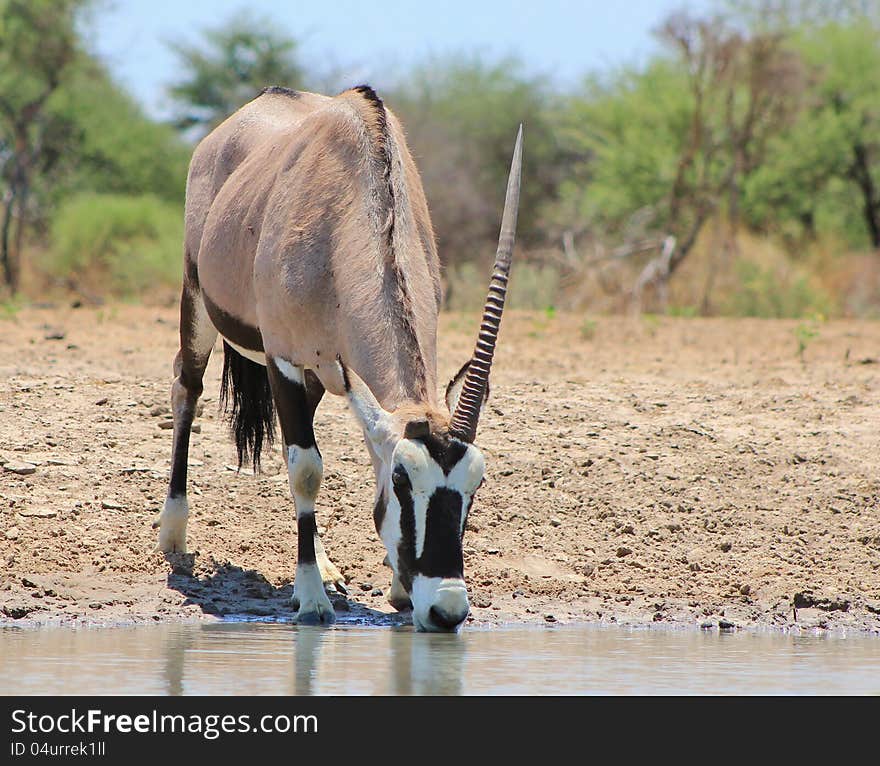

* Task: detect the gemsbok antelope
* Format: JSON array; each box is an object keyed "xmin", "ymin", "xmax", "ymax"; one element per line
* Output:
[{"xmin": 154, "ymin": 84, "xmax": 522, "ymax": 632}]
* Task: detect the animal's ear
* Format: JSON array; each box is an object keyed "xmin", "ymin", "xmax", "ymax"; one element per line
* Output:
[
  {"xmin": 445, "ymin": 360, "xmax": 490, "ymax": 415},
  {"xmin": 336, "ymin": 356, "xmax": 396, "ymax": 446}
]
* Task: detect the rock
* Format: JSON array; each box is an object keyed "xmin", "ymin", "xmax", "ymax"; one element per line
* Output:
[
  {"xmin": 2, "ymin": 604, "xmax": 35, "ymax": 619},
  {"xmin": 544, "ymin": 614, "xmax": 556, "ymax": 622},
  {"xmin": 718, "ymin": 619, "xmax": 735, "ymax": 630},
  {"xmin": 3, "ymin": 461, "xmax": 36, "ymax": 475},
  {"xmin": 158, "ymin": 420, "xmax": 174, "ymax": 430},
  {"xmin": 46, "ymin": 457, "xmax": 77, "ymax": 466},
  {"xmin": 5, "ymin": 527, "xmax": 19, "ymax": 540},
  {"xmin": 359, "ymin": 582, "xmax": 373, "ymax": 592},
  {"xmin": 44, "ymin": 329, "xmax": 66, "ymax": 340},
  {"xmin": 616, "ymin": 546, "xmax": 632, "ymax": 558},
  {"xmin": 550, "ymin": 518, "xmax": 562, "ymax": 527},
  {"xmin": 94, "ymin": 397, "xmax": 109, "ymax": 406},
  {"xmin": 191, "ymin": 424, "xmax": 201, "ymax": 434},
  {"xmin": 371, "ymin": 588, "xmax": 383, "ymax": 597},
  {"xmin": 739, "ymin": 584, "xmax": 751, "ymax": 596},
  {"xmin": 150, "ymin": 405, "xmax": 170, "ymax": 417},
  {"xmin": 88, "ymin": 603, "xmax": 103, "ymax": 610},
  {"xmin": 719, "ymin": 541, "xmax": 732, "ymax": 552},
  {"xmin": 17, "ymin": 507, "xmax": 57, "ymax": 518},
  {"xmin": 700, "ymin": 621, "xmax": 715, "ymax": 630},
  {"xmin": 101, "ymin": 499, "xmax": 124, "ymax": 510}
]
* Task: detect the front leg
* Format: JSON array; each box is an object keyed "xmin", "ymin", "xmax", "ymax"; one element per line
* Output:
[{"xmin": 267, "ymin": 358, "xmax": 336, "ymax": 625}]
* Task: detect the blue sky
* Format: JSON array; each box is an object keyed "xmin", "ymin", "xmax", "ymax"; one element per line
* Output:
[{"xmin": 87, "ymin": 0, "xmax": 713, "ymax": 118}]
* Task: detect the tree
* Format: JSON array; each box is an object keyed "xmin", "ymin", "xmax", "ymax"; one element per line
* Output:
[
  {"xmin": 0, "ymin": 0, "xmax": 85, "ymax": 292},
  {"xmin": 166, "ymin": 13, "xmax": 306, "ymax": 135},
  {"xmin": 555, "ymin": 11, "xmax": 803, "ymax": 311},
  {"xmin": 391, "ymin": 56, "xmax": 563, "ymax": 290}
]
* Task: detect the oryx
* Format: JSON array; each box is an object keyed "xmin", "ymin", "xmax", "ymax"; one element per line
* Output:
[{"xmin": 154, "ymin": 84, "xmax": 522, "ymax": 632}]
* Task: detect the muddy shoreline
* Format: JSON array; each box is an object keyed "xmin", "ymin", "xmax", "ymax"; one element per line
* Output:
[{"xmin": 2, "ymin": 306, "xmax": 879, "ymax": 635}]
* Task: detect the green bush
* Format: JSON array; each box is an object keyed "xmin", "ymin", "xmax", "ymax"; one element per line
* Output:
[
  {"xmin": 44, "ymin": 193, "xmax": 183, "ymax": 295},
  {"xmin": 445, "ymin": 261, "xmax": 559, "ymax": 311},
  {"xmin": 724, "ymin": 259, "xmax": 833, "ymax": 318}
]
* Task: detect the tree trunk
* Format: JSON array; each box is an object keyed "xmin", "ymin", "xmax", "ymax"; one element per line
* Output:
[
  {"xmin": 852, "ymin": 142, "xmax": 880, "ymax": 248},
  {"xmin": 1, "ymin": 187, "xmax": 16, "ymax": 292}
]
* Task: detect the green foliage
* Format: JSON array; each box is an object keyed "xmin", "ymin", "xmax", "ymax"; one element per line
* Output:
[
  {"xmin": 724, "ymin": 259, "xmax": 832, "ymax": 318},
  {"xmin": 44, "ymin": 193, "xmax": 182, "ymax": 294},
  {"xmin": 557, "ymin": 61, "xmax": 693, "ymax": 236},
  {"xmin": 742, "ymin": 22, "xmax": 880, "ymax": 246},
  {"xmin": 167, "ymin": 12, "xmax": 306, "ymax": 134},
  {"xmin": 391, "ymin": 55, "xmax": 562, "ymax": 266},
  {"xmin": 445, "ymin": 261, "xmax": 559, "ymax": 312},
  {"xmin": 794, "ymin": 315, "xmax": 824, "ymax": 360},
  {"xmin": 579, "ymin": 317, "xmax": 598, "ymax": 339},
  {"xmin": 48, "ymin": 65, "xmax": 190, "ymax": 203}
]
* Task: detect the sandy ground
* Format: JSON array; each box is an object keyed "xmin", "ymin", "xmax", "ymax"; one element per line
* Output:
[{"xmin": 1, "ymin": 303, "xmax": 879, "ymax": 634}]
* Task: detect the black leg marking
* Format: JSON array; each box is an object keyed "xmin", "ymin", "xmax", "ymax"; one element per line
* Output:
[
  {"xmin": 297, "ymin": 513, "xmax": 317, "ymax": 565},
  {"xmin": 168, "ymin": 287, "xmax": 213, "ymax": 499},
  {"xmin": 266, "ymin": 359, "xmax": 323, "ymax": 449}
]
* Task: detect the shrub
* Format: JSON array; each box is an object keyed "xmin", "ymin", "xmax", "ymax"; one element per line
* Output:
[{"xmin": 43, "ymin": 193, "xmax": 183, "ymax": 295}]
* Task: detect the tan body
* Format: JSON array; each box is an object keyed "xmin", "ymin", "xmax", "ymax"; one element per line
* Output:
[{"xmin": 187, "ymin": 87, "xmax": 442, "ymax": 408}]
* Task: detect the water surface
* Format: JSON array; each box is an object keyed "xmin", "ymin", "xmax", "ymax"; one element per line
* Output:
[{"xmin": 2, "ymin": 623, "xmax": 877, "ymax": 695}]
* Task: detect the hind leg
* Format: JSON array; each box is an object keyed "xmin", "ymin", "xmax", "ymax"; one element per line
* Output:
[
  {"xmin": 267, "ymin": 360, "xmax": 340, "ymax": 625},
  {"xmin": 154, "ymin": 284, "xmax": 217, "ymax": 553}
]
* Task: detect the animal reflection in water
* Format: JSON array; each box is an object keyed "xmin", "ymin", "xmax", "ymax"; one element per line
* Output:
[
  {"xmin": 161, "ymin": 626, "xmax": 465, "ymax": 696},
  {"xmin": 154, "ymin": 83, "xmax": 523, "ymax": 632}
]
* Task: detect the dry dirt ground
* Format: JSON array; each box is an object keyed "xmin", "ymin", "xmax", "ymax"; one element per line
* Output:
[{"xmin": 2, "ymin": 304, "xmax": 879, "ymax": 634}]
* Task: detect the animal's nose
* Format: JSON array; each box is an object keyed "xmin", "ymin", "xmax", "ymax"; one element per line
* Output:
[{"xmin": 429, "ymin": 605, "xmax": 468, "ymax": 631}]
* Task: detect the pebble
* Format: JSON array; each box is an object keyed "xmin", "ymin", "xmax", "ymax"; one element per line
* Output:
[
  {"xmin": 544, "ymin": 614, "xmax": 556, "ymax": 622},
  {"xmin": 700, "ymin": 621, "xmax": 715, "ymax": 630},
  {"xmin": 94, "ymin": 397, "xmax": 109, "ymax": 406},
  {"xmin": 5, "ymin": 527, "xmax": 19, "ymax": 540},
  {"xmin": 17, "ymin": 508, "xmax": 57, "ymax": 518},
  {"xmin": 739, "ymin": 584, "xmax": 751, "ymax": 596},
  {"xmin": 150, "ymin": 405, "xmax": 169, "ymax": 417},
  {"xmin": 719, "ymin": 541, "xmax": 732, "ymax": 552},
  {"xmin": 158, "ymin": 421, "xmax": 174, "ymax": 430},
  {"xmin": 616, "ymin": 546, "xmax": 632, "ymax": 557},
  {"xmin": 371, "ymin": 588, "xmax": 383, "ymax": 597},
  {"xmin": 359, "ymin": 582, "xmax": 373, "ymax": 592},
  {"xmin": 718, "ymin": 619, "xmax": 735, "ymax": 630},
  {"xmin": 3, "ymin": 461, "xmax": 36, "ymax": 475},
  {"xmin": 46, "ymin": 457, "xmax": 76, "ymax": 466},
  {"xmin": 550, "ymin": 518, "xmax": 562, "ymax": 527},
  {"xmin": 101, "ymin": 499, "xmax": 124, "ymax": 510}
]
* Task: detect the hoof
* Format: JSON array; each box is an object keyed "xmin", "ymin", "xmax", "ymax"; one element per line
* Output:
[
  {"xmin": 154, "ymin": 496, "xmax": 189, "ymax": 554},
  {"xmin": 388, "ymin": 594, "xmax": 413, "ymax": 612},
  {"xmin": 294, "ymin": 598, "xmax": 337, "ymax": 625}
]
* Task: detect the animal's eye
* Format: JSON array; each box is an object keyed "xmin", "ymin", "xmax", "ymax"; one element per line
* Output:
[{"xmin": 392, "ymin": 465, "xmax": 411, "ymax": 489}]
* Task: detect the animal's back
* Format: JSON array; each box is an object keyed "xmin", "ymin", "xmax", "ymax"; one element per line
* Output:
[{"xmin": 183, "ymin": 87, "xmax": 331, "ymax": 284}]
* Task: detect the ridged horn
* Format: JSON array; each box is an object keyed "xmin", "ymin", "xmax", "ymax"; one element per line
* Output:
[{"xmin": 449, "ymin": 124, "xmax": 523, "ymax": 443}]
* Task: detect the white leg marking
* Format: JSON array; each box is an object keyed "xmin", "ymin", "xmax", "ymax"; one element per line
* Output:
[
  {"xmin": 288, "ymin": 445, "xmax": 322, "ymax": 512},
  {"xmin": 287, "ymin": 444, "xmax": 335, "ymax": 623},
  {"xmin": 155, "ymin": 495, "xmax": 189, "ymax": 554},
  {"xmin": 273, "ymin": 357, "xmax": 304, "ymax": 384},
  {"xmin": 293, "ymin": 562, "xmax": 336, "ymax": 624}
]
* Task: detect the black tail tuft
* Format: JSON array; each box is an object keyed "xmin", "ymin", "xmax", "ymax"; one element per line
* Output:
[{"xmin": 219, "ymin": 341, "xmax": 275, "ymax": 472}]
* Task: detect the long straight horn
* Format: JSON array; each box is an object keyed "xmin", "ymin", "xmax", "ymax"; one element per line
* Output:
[{"xmin": 449, "ymin": 124, "xmax": 523, "ymax": 443}]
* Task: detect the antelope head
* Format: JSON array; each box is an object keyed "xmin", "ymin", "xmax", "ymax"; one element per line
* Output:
[{"xmin": 338, "ymin": 125, "xmax": 522, "ymax": 632}]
